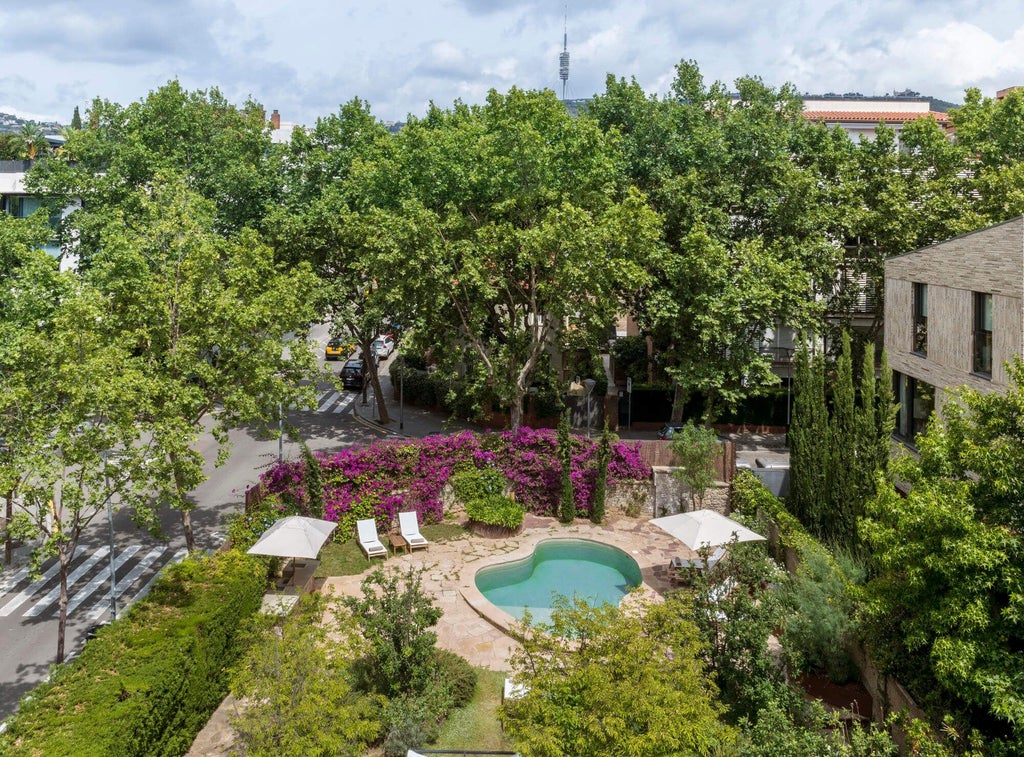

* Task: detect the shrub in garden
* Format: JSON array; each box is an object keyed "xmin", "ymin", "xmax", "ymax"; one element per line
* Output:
[
  {"xmin": 258, "ymin": 429, "xmax": 650, "ymax": 530},
  {"xmin": 0, "ymin": 551, "xmax": 265, "ymax": 757},
  {"xmin": 432, "ymin": 648, "xmax": 478, "ymax": 709},
  {"xmin": 466, "ymin": 493, "xmax": 524, "ymax": 530}
]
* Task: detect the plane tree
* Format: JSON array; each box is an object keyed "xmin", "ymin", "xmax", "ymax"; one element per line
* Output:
[
  {"xmin": 81, "ymin": 175, "xmax": 321, "ymax": 553},
  {"xmin": 589, "ymin": 63, "xmax": 828, "ymax": 421},
  {"xmin": 267, "ymin": 98, "xmax": 411, "ymax": 423},
  {"xmin": 1, "ymin": 268, "xmax": 150, "ymax": 662},
  {"xmin": 377, "ymin": 88, "xmax": 661, "ymax": 429}
]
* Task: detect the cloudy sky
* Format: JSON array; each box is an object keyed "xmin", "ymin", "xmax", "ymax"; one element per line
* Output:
[{"xmin": 2, "ymin": 0, "xmax": 1023, "ymax": 126}]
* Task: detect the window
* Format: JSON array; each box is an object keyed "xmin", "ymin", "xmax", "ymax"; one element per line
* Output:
[
  {"xmin": 973, "ymin": 292, "xmax": 992, "ymax": 376},
  {"xmin": 893, "ymin": 371, "xmax": 935, "ymax": 442},
  {"xmin": 912, "ymin": 283, "xmax": 927, "ymax": 355}
]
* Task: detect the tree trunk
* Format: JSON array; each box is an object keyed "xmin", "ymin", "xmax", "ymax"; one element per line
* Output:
[
  {"xmin": 168, "ymin": 451, "xmax": 197, "ymax": 554},
  {"xmin": 3, "ymin": 490, "xmax": 11, "ymax": 566},
  {"xmin": 508, "ymin": 388, "xmax": 525, "ymax": 431},
  {"xmin": 56, "ymin": 549, "xmax": 70, "ymax": 663},
  {"xmin": 369, "ymin": 365, "xmax": 390, "ymax": 424},
  {"xmin": 180, "ymin": 507, "xmax": 196, "ymax": 555}
]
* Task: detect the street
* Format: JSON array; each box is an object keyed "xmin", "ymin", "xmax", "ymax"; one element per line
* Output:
[{"xmin": 0, "ymin": 328, "xmax": 399, "ymax": 719}]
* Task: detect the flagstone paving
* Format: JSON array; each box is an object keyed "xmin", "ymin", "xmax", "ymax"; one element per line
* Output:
[{"xmin": 321, "ymin": 512, "xmax": 697, "ymax": 670}]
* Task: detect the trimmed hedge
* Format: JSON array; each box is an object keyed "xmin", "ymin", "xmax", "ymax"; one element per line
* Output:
[{"xmin": 0, "ymin": 550, "xmax": 266, "ymax": 757}]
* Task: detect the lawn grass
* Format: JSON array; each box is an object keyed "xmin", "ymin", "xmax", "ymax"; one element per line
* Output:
[
  {"xmin": 315, "ymin": 520, "xmax": 470, "ymax": 578},
  {"xmin": 431, "ymin": 668, "xmax": 516, "ymax": 752}
]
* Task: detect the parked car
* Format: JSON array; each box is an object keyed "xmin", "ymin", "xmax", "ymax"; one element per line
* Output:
[
  {"xmin": 658, "ymin": 423, "xmax": 687, "ymax": 440},
  {"xmin": 324, "ymin": 337, "xmax": 352, "ymax": 361},
  {"xmin": 340, "ymin": 359, "xmax": 365, "ymax": 390},
  {"xmin": 371, "ymin": 334, "xmax": 395, "ymax": 360}
]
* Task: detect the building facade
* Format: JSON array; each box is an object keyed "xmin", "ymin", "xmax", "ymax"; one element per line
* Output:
[{"xmin": 884, "ymin": 217, "xmax": 1024, "ymax": 441}]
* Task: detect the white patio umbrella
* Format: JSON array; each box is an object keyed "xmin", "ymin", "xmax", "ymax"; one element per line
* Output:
[
  {"xmin": 650, "ymin": 509, "xmax": 765, "ymax": 552},
  {"xmin": 247, "ymin": 516, "xmax": 338, "ymax": 580}
]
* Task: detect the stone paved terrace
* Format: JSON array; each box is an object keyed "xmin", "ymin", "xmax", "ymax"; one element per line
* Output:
[
  {"xmin": 322, "ymin": 512, "xmax": 699, "ymax": 669},
  {"xmin": 187, "ymin": 513, "xmax": 699, "ymax": 754}
]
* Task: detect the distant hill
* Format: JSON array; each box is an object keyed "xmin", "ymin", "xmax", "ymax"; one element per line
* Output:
[{"xmin": 0, "ymin": 111, "xmax": 64, "ymax": 135}]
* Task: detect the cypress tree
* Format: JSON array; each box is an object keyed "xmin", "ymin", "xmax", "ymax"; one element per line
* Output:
[
  {"xmin": 558, "ymin": 410, "xmax": 575, "ymax": 523},
  {"xmin": 788, "ymin": 340, "xmax": 815, "ymax": 526},
  {"xmin": 591, "ymin": 422, "xmax": 611, "ymax": 524},
  {"xmin": 828, "ymin": 332, "xmax": 856, "ymax": 545},
  {"xmin": 301, "ymin": 441, "xmax": 324, "ymax": 519},
  {"xmin": 71, "ymin": 105, "xmax": 82, "ymax": 130}
]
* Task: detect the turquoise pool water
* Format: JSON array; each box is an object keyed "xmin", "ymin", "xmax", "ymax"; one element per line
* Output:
[{"xmin": 474, "ymin": 539, "xmax": 642, "ymax": 625}]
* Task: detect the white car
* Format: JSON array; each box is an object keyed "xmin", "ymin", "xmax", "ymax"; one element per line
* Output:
[{"xmin": 371, "ymin": 335, "xmax": 395, "ymax": 360}]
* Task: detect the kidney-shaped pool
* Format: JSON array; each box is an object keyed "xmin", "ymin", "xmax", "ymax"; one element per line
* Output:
[{"xmin": 474, "ymin": 538, "xmax": 642, "ymax": 625}]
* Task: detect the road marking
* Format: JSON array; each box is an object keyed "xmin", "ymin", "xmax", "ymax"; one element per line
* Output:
[
  {"xmin": 317, "ymin": 391, "xmax": 341, "ymax": 412},
  {"xmin": 86, "ymin": 545, "xmax": 171, "ymax": 621},
  {"xmin": 0, "ymin": 563, "xmax": 31, "ymax": 595},
  {"xmin": 332, "ymin": 392, "xmax": 356, "ymax": 414},
  {"xmin": 58, "ymin": 545, "xmax": 143, "ymax": 617},
  {"xmin": 0, "ymin": 546, "xmax": 109, "ymax": 617},
  {"xmin": 23, "ymin": 546, "xmax": 123, "ymax": 618}
]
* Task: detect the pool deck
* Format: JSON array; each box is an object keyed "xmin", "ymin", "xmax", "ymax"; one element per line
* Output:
[{"xmin": 321, "ymin": 512, "xmax": 696, "ymax": 671}]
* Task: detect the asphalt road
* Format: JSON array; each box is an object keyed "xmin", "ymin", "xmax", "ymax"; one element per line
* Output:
[{"xmin": 0, "ymin": 327, "xmax": 393, "ymax": 720}]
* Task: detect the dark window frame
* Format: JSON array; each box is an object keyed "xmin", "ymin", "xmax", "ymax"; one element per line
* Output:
[
  {"xmin": 973, "ymin": 291, "xmax": 992, "ymax": 377},
  {"xmin": 912, "ymin": 282, "xmax": 928, "ymax": 356}
]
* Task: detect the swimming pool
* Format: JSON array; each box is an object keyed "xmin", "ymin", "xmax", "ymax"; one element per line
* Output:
[{"xmin": 474, "ymin": 538, "xmax": 642, "ymax": 625}]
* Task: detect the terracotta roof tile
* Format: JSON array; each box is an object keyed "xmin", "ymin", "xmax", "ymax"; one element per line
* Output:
[{"xmin": 803, "ymin": 110, "xmax": 952, "ymax": 125}]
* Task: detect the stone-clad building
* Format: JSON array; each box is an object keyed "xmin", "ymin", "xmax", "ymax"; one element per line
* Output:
[{"xmin": 884, "ymin": 216, "xmax": 1024, "ymax": 442}]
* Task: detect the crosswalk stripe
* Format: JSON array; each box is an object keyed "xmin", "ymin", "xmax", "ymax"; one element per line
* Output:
[
  {"xmin": 22, "ymin": 546, "xmax": 114, "ymax": 618},
  {"xmin": 59, "ymin": 545, "xmax": 143, "ymax": 617},
  {"xmin": 332, "ymin": 393, "xmax": 355, "ymax": 414},
  {"xmin": 0, "ymin": 563, "xmax": 31, "ymax": 595},
  {"xmin": 86, "ymin": 545, "xmax": 170, "ymax": 621},
  {"xmin": 0, "ymin": 552, "xmax": 86, "ymax": 617},
  {"xmin": 317, "ymin": 391, "xmax": 341, "ymax": 412}
]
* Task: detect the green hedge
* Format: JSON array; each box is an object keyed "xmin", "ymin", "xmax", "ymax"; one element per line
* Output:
[
  {"xmin": 0, "ymin": 550, "xmax": 266, "ymax": 756},
  {"xmin": 466, "ymin": 493, "xmax": 524, "ymax": 530}
]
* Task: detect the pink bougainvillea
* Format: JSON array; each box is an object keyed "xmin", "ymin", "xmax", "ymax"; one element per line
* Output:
[{"xmin": 257, "ymin": 430, "xmax": 651, "ymax": 534}]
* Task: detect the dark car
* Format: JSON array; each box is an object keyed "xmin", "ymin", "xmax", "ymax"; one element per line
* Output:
[
  {"xmin": 340, "ymin": 359, "xmax": 365, "ymax": 390},
  {"xmin": 658, "ymin": 423, "xmax": 687, "ymax": 440}
]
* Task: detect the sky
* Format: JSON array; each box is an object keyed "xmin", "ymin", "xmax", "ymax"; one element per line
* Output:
[{"xmin": 2, "ymin": 0, "xmax": 1023, "ymax": 127}]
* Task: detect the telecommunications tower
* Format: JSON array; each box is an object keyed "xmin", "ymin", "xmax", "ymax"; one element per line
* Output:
[{"xmin": 559, "ymin": 9, "xmax": 569, "ymax": 100}]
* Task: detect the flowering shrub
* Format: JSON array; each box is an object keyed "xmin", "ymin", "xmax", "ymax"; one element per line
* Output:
[{"xmin": 257, "ymin": 430, "xmax": 650, "ymax": 537}]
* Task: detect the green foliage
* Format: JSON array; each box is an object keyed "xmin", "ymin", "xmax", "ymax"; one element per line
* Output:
[
  {"xmin": 735, "ymin": 698, "xmax": 900, "ymax": 756},
  {"xmin": 690, "ymin": 542, "xmax": 788, "ymax": 722},
  {"xmin": 669, "ymin": 421, "xmax": 719, "ymax": 509},
  {"xmin": 343, "ymin": 566, "xmax": 444, "ymax": 699},
  {"xmin": 590, "ymin": 422, "xmax": 611, "ymax": 523},
  {"xmin": 225, "ymin": 491, "xmax": 285, "ymax": 552},
  {"xmin": 431, "ymin": 648, "xmax": 478, "ymax": 709},
  {"xmin": 229, "ymin": 594, "xmax": 381, "ymax": 756},
  {"xmin": 300, "ymin": 441, "xmax": 324, "ymax": 519},
  {"xmin": 450, "ymin": 465, "xmax": 507, "ymax": 503},
  {"xmin": 779, "ymin": 550, "xmax": 861, "ymax": 683},
  {"xmin": 788, "ymin": 335, "xmax": 894, "ymax": 548},
  {"xmin": 557, "ymin": 410, "xmax": 575, "ymax": 523},
  {"xmin": 0, "ymin": 551, "xmax": 266, "ymax": 756},
  {"xmin": 610, "ymin": 335, "xmax": 652, "ymax": 384},
  {"xmin": 465, "ymin": 493, "xmax": 525, "ymax": 530},
  {"xmin": 501, "ymin": 594, "xmax": 735, "ymax": 756}
]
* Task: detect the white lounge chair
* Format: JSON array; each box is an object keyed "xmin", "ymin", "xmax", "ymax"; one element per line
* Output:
[
  {"xmin": 356, "ymin": 518, "xmax": 387, "ymax": 561},
  {"xmin": 671, "ymin": 546, "xmax": 726, "ymax": 572},
  {"xmin": 398, "ymin": 511, "xmax": 429, "ymax": 550}
]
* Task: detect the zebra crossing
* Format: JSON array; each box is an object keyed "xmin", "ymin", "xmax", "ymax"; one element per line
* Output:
[
  {"xmin": 0, "ymin": 544, "xmax": 187, "ymax": 622},
  {"xmin": 291, "ymin": 388, "xmax": 359, "ymax": 415}
]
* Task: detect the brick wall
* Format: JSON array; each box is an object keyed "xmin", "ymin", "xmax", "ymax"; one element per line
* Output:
[{"xmin": 885, "ymin": 217, "xmax": 1024, "ymax": 411}]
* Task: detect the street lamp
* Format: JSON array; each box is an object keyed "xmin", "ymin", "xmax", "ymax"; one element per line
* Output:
[{"xmin": 583, "ymin": 378, "xmax": 597, "ymax": 438}]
